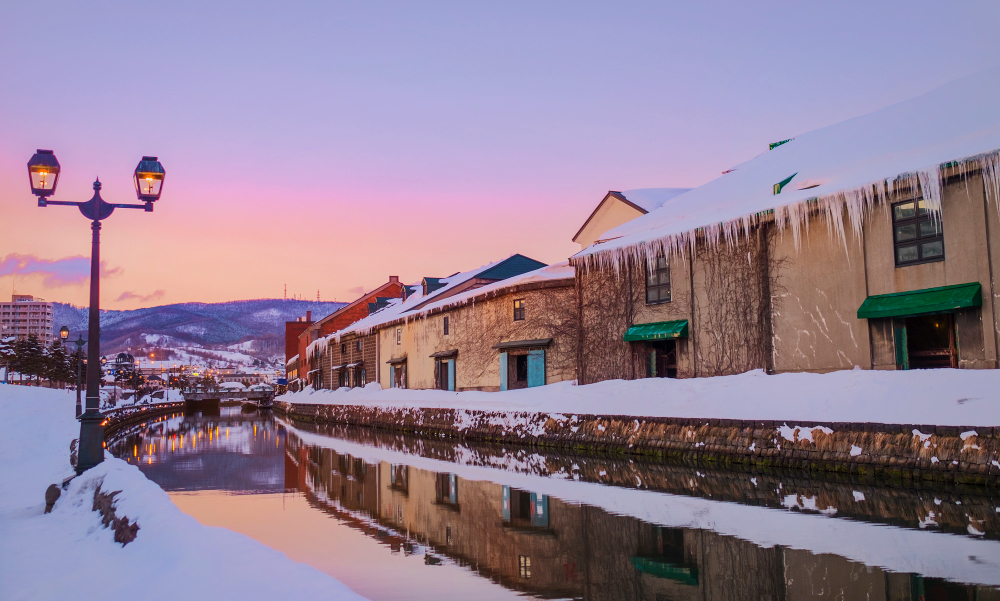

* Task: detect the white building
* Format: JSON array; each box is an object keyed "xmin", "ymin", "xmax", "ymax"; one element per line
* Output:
[{"xmin": 0, "ymin": 295, "xmax": 54, "ymax": 345}]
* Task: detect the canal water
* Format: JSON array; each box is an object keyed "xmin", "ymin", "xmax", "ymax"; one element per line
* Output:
[{"xmin": 108, "ymin": 406, "xmax": 1000, "ymax": 601}]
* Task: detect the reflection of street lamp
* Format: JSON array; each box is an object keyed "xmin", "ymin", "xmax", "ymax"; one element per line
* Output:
[
  {"xmin": 31, "ymin": 150, "xmax": 166, "ymax": 474},
  {"xmin": 60, "ymin": 326, "xmax": 87, "ymax": 417}
]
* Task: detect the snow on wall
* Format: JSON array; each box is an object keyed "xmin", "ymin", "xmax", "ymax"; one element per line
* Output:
[{"xmin": 574, "ymin": 66, "xmax": 1000, "ymax": 272}]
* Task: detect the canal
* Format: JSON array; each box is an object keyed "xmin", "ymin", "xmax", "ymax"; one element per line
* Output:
[{"xmin": 107, "ymin": 406, "xmax": 1000, "ymax": 600}]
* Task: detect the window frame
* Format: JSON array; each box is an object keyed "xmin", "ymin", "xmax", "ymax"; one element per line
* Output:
[
  {"xmin": 396, "ymin": 328, "xmax": 401, "ymax": 345},
  {"xmin": 892, "ymin": 198, "xmax": 945, "ymax": 267},
  {"xmin": 645, "ymin": 256, "xmax": 671, "ymax": 305},
  {"xmin": 513, "ymin": 299, "xmax": 525, "ymax": 321},
  {"xmin": 443, "ymin": 315, "xmax": 450, "ymax": 336}
]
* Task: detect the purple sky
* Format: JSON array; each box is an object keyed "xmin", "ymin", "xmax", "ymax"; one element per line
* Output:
[{"xmin": 2, "ymin": 1, "xmax": 999, "ymax": 307}]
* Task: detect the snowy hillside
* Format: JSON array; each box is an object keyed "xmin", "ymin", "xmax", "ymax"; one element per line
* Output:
[{"xmin": 53, "ymin": 299, "xmax": 344, "ymax": 367}]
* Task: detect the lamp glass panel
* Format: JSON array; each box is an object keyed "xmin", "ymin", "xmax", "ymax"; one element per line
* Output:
[
  {"xmin": 136, "ymin": 173, "xmax": 163, "ymax": 197},
  {"xmin": 30, "ymin": 169, "xmax": 57, "ymax": 191}
]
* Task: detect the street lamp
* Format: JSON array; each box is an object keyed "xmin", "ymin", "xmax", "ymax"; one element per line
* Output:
[
  {"xmin": 60, "ymin": 326, "xmax": 87, "ymax": 417},
  {"xmin": 31, "ymin": 150, "xmax": 166, "ymax": 474}
]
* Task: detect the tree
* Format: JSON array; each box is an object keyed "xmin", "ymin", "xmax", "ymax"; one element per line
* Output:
[
  {"xmin": 45, "ymin": 340, "xmax": 74, "ymax": 388},
  {"xmin": 0, "ymin": 336, "xmax": 15, "ymax": 384},
  {"xmin": 15, "ymin": 335, "xmax": 46, "ymax": 385}
]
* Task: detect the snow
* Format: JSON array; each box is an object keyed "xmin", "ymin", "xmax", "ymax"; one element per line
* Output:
[
  {"xmin": 619, "ymin": 188, "xmax": 692, "ymax": 213},
  {"xmin": 0, "ymin": 385, "xmax": 367, "ymax": 600},
  {"xmin": 282, "ymin": 368, "xmax": 1000, "ymax": 427},
  {"xmin": 280, "ymin": 417, "xmax": 1000, "ymax": 587},
  {"xmin": 575, "ymin": 66, "xmax": 1000, "ymax": 268}
]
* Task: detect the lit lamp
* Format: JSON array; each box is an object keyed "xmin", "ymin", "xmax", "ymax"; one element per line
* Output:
[
  {"xmin": 60, "ymin": 326, "xmax": 69, "ymax": 341},
  {"xmin": 27, "ymin": 150, "xmax": 60, "ymax": 198},
  {"xmin": 134, "ymin": 156, "xmax": 165, "ymax": 203}
]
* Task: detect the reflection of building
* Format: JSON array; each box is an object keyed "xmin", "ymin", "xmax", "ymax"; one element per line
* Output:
[
  {"xmin": 284, "ymin": 431, "xmax": 997, "ymax": 601},
  {"xmin": 0, "ymin": 294, "xmax": 54, "ymax": 344}
]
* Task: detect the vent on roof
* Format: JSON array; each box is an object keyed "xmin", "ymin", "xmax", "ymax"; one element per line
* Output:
[
  {"xmin": 422, "ymin": 278, "xmax": 446, "ymax": 296},
  {"xmin": 773, "ymin": 173, "xmax": 797, "ymax": 195}
]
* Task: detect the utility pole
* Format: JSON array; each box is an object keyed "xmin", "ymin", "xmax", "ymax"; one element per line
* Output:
[{"xmin": 284, "ymin": 284, "xmax": 287, "ymax": 300}]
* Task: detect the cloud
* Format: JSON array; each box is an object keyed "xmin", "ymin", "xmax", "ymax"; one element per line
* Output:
[
  {"xmin": 0, "ymin": 253, "xmax": 122, "ymax": 286},
  {"xmin": 115, "ymin": 290, "xmax": 166, "ymax": 303},
  {"xmin": 347, "ymin": 286, "xmax": 366, "ymax": 296}
]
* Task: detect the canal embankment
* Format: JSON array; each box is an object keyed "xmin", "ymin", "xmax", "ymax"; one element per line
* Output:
[
  {"xmin": 275, "ymin": 368, "xmax": 1000, "ymax": 486},
  {"xmin": 0, "ymin": 385, "xmax": 368, "ymax": 601}
]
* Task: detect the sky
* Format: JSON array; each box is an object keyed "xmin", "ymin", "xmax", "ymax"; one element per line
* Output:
[{"xmin": 2, "ymin": 1, "xmax": 999, "ymax": 308}]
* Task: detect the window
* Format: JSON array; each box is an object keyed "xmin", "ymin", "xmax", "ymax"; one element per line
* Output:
[
  {"xmin": 513, "ymin": 299, "xmax": 525, "ymax": 321},
  {"xmin": 396, "ymin": 328, "xmax": 401, "ymax": 345},
  {"xmin": 646, "ymin": 256, "xmax": 671, "ymax": 304},
  {"xmin": 356, "ymin": 340, "xmax": 362, "ymax": 352},
  {"xmin": 518, "ymin": 555, "xmax": 531, "ymax": 579},
  {"xmin": 341, "ymin": 343, "xmax": 347, "ymax": 354},
  {"xmin": 443, "ymin": 316, "xmax": 449, "ymax": 336},
  {"xmin": 893, "ymin": 198, "xmax": 944, "ymax": 266}
]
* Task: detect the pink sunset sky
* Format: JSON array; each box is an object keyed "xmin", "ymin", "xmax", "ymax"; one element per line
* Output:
[{"xmin": 2, "ymin": 1, "xmax": 999, "ymax": 308}]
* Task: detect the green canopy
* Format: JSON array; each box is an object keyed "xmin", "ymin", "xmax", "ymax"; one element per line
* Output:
[
  {"xmin": 857, "ymin": 282, "xmax": 982, "ymax": 319},
  {"xmin": 623, "ymin": 320, "xmax": 688, "ymax": 342},
  {"xmin": 630, "ymin": 557, "xmax": 699, "ymax": 586}
]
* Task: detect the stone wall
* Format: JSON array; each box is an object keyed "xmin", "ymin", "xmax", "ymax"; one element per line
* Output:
[{"xmin": 274, "ymin": 401, "xmax": 1000, "ymax": 486}]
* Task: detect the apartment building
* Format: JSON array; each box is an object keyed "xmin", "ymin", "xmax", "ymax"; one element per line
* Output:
[{"xmin": 0, "ymin": 295, "xmax": 55, "ymax": 344}]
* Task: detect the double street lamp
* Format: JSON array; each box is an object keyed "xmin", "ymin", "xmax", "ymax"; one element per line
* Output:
[{"xmin": 30, "ymin": 150, "xmax": 165, "ymax": 474}]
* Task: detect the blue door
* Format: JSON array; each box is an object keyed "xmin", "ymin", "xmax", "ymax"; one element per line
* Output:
[{"xmin": 527, "ymin": 350, "xmax": 545, "ymax": 387}]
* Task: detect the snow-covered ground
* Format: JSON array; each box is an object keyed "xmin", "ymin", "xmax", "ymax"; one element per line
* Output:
[
  {"xmin": 0, "ymin": 385, "xmax": 367, "ymax": 601},
  {"xmin": 282, "ymin": 368, "xmax": 1000, "ymax": 426}
]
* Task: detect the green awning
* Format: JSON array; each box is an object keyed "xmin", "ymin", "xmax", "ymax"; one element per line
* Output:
[
  {"xmin": 630, "ymin": 557, "xmax": 699, "ymax": 586},
  {"xmin": 623, "ymin": 320, "xmax": 688, "ymax": 342},
  {"xmin": 857, "ymin": 282, "xmax": 982, "ymax": 319}
]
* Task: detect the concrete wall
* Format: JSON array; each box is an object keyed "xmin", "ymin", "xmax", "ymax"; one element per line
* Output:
[{"xmin": 770, "ymin": 207, "xmax": 871, "ymax": 372}]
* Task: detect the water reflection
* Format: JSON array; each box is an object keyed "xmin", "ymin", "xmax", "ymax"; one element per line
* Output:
[{"xmin": 110, "ymin": 408, "xmax": 1000, "ymax": 601}]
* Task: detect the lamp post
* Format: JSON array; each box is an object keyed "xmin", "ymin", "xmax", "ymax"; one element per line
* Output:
[
  {"xmin": 59, "ymin": 326, "xmax": 87, "ymax": 417},
  {"xmin": 31, "ymin": 150, "xmax": 165, "ymax": 474}
]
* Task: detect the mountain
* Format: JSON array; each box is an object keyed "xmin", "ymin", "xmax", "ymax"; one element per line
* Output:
[{"xmin": 54, "ymin": 299, "xmax": 345, "ymax": 369}]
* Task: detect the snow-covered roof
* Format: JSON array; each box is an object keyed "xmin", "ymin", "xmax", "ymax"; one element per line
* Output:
[
  {"xmin": 286, "ymin": 354, "xmax": 298, "ymax": 366},
  {"xmin": 408, "ymin": 261, "xmax": 575, "ymax": 317},
  {"xmin": 575, "ymin": 66, "xmax": 1000, "ymax": 266},
  {"xmin": 618, "ymin": 188, "xmax": 691, "ymax": 213},
  {"xmin": 308, "ymin": 256, "xmax": 565, "ymax": 350}
]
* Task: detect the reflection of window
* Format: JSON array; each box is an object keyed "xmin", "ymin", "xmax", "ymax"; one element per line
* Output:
[
  {"xmin": 893, "ymin": 198, "xmax": 944, "ymax": 266},
  {"xmin": 502, "ymin": 486, "xmax": 549, "ymax": 529},
  {"xmin": 646, "ymin": 256, "xmax": 671, "ymax": 304},
  {"xmin": 390, "ymin": 464, "xmax": 409, "ymax": 493},
  {"xmin": 519, "ymin": 555, "xmax": 531, "ymax": 579},
  {"xmin": 513, "ymin": 299, "xmax": 525, "ymax": 321},
  {"xmin": 434, "ymin": 473, "xmax": 459, "ymax": 506}
]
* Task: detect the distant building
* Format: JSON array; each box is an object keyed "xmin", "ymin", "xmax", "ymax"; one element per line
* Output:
[
  {"xmin": 572, "ymin": 189, "xmax": 690, "ymax": 249},
  {"xmin": 0, "ymin": 295, "xmax": 54, "ymax": 344}
]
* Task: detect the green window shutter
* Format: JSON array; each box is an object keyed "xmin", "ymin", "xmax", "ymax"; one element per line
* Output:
[
  {"xmin": 527, "ymin": 350, "xmax": 545, "ymax": 387},
  {"xmin": 893, "ymin": 319, "xmax": 909, "ymax": 370},
  {"xmin": 499, "ymin": 352, "xmax": 508, "ymax": 391},
  {"xmin": 447, "ymin": 359, "xmax": 455, "ymax": 392}
]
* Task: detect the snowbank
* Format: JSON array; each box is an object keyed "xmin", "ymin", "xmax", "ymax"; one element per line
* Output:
[
  {"xmin": 282, "ymin": 368, "xmax": 1000, "ymax": 427},
  {"xmin": 0, "ymin": 385, "xmax": 367, "ymax": 601}
]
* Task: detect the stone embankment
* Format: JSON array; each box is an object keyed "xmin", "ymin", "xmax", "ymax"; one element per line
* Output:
[{"xmin": 274, "ymin": 401, "xmax": 1000, "ymax": 486}]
